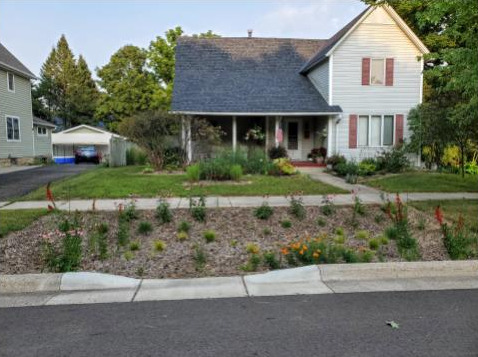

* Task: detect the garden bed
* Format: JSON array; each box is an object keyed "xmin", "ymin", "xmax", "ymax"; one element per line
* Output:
[{"xmin": 0, "ymin": 203, "xmax": 452, "ymax": 279}]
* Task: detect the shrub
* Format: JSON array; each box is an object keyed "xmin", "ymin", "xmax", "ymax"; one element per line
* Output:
[
  {"xmin": 177, "ymin": 231, "xmax": 188, "ymax": 241},
  {"xmin": 281, "ymin": 237, "xmax": 335, "ymax": 265},
  {"xmin": 186, "ymin": 164, "xmax": 200, "ymax": 182},
  {"xmin": 385, "ymin": 226, "xmax": 399, "ymax": 240},
  {"xmin": 326, "ymin": 155, "xmax": 346, "ymax": 168},
  {"xmin": 241, "ymin": 254, "xmax": 261, "ymax": 272},
  {"xmin": 263, "ymin": 227, "xmax": 272, "ymax": 235},
  {"xmin": 246, "ymin": 243, "xmax": 260, "ymax": 254},
  {"xmin": 369, "ymin": 239, "xmax": 380, "ymax": 250},
  {"xmin": 123, "ymin": 251, "xmax": 134, "ymax": 261},
  {"xmin": 230, "ymin": 239, "xmax": 238, "ymax": 247},
  {"xmin": 353, "ymin": 194, "xmax": 366, "ymax": 215},
  {"xmin": 358, "ymin": 159, "xmax": 377, "ymax": 176},
  {"xmin": 272, "ymin": 158, "xmax": 296, "ymax": 175},
  {"xmin": 129, "ymin": 241, "xmax": 140, "ymax": 251},
  {"xmin": 335, "ymin": 227, "xmax": 345, "ymax": 236},
  {"xmin": 203, "ymin": 230, "xmax": 216, "ymax": 243},
  {"xmin": 334, "ymin": 235, "xmax": 345, "ymax": 244},
  {"xmin": 44, "ymin": 219, "xmax": 83, "ymax": 272},
  {"xmin": 281, "ymin": 220, "xmax": 292, "ymax": 228},
  {"xmin": 190, "ymin": 195, "xmax": 206, "ymax": 222},
  {"xmin": 359, "ymin": 249, "xmax": 375, "ymax": 263},
  {"xmin": 193, "ymin": 244, "xmax": 206, "ymax": 271},
  {"xmin": 153, "ymin": 240, "xmax": 166, "ymax": 252},
  {"xmin": 377, "ymin": 146, "xmax": 410, "ymax": 173},
  {"xmin": 380, "ymin": 236, "xmax": 389, "ymax": 245},
  {"xmin": 289, "ymin": 195, "xmax": 306, "ymax": 220},
  {"xmin": 177, "ymin": 221, "xmax": 191, "ymax": 233},
  {"xmin": 342, "ymin": 249, "xmax": 359, "ymax": 263},
  {"xmin": 229, "ymin": 164, "xmax": 243, "ymax": 181},
  {"xmin": 320, "ymin": 195, "xmax": 336, "ymax": 216},
  {"xmin": 263, "ymin": 251, "xmax": 280, "ymax": 270},
  {"xmin": 91, "ymin": 222, "xmax": 109, "ymax": 260},
  {"xmin": 164, "ymin": 146, "xmax": 186, "ymax": 168},
  {"xmin": 335, "ymin": 162, "xmax": 359, "ymax": 177},
  {"xmin": 123, "ymin": 201, "xmax": 139, "ymax": 221},
  {"xmin": 97, "ymin": 222, "xmax": 109, "ymax": 235},
  {"xmin": 268, "ymin": 146, "xmax": 287, "ymax": 160},
  {"xmin": 244, "ymin": 148, "xmax": 269, "ymax": 174},
  {"xmin": 126, "ymin": 147, "xmax": 148, "ymax": 166},
  {"xmin": 137, "ymin": 221, "xmax": 153, "ymax": 235},
  {"xmin": 156, "ymin": 201, "xmax": 173, "ymax": 224},
  {"xmin": 355, "ymin": 230, "xmax": 370, "ymax": 240},
  {"xmin": 254, "ymin": 203, "xmax": 274, "ymax": 220},
  {"xmin": 317, "ymin": 218, "xmax": 326, "ymax": 227}
]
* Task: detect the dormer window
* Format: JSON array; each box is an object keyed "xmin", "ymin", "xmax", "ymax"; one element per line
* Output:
[
  {"xmin": 7, "ymin": 72, "xmax": 15, "ymax": 92},
  {"xmin": 370, "ymin": 59, "xmax": 385, "ymax": 85}
]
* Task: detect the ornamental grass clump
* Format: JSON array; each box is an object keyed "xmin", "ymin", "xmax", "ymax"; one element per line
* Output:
[
  {"xmin": 190, "ymin": 195, "xmax": 206, "ymax": 222},
  {"xmin": 156, "ymin": 200, "xmax": 173, "ymax": 224},
  {"xmin": 288, "ymin": 194, "xmax": 306, "ymax": 220},
  {"xmin": 153, "ymin": 240, "xmax": 166, "ymax": 252},
  {"xmin": 137, "ymin": 221, "xmax": 153, "ymax": 235},
  {"xmin": 203, "ymin": 230, "xmax": 216, "ymax": 243}
]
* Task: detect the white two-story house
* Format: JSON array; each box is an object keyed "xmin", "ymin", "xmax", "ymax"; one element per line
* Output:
[
  {"xmin": 0, "ymin": 42, "xmax": 54, "ymax": 166},
  {"xmin": 171, "ymin": 4, "xmax": 428, "ymax": 163}
]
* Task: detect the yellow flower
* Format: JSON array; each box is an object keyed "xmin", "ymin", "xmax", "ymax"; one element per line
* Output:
[{"xmin": 312, "ymin": 252, "xmax": 319, "ymax": 259}]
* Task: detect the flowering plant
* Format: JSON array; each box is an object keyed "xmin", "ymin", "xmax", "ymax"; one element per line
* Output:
[{"xmin": 244, "ymin": 125, "xmax": 265, "ymax": 143}]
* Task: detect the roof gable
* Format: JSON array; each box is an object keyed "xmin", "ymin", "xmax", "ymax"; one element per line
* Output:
[
  {"xmin": 0, "ymin": 42, "xmax": 36, "ymax": 79},
  {"xmin": 61, "ymin": 125, "xmax": 111, "ymax": 135},
  {"xmin": 300, "ymin": 5, "xmax": 429, "ymax": 74}
]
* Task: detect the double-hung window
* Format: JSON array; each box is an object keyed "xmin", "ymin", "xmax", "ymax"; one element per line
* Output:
[
  {"xmin": 6, "ymin": 116, "xmax": 20, "ymax": 141},
  {"xmin": 370, "ymin": 59, "xmax": 385, "ymax": 85},
  {"xmin": 7, "ymin": 72, "xmax": 15, "ymax": 92},
  {"xmin": 358, "ymin": 115, "xmax": 394, "ymax": 147}
]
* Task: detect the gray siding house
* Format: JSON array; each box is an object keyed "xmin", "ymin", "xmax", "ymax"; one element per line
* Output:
[
  {"xmin": 172, "ymin": 5, "xmax": 428, "ymax": 163},
  {"xmin": 0, "ymin": 43, "xmax": 54, "ymax": 165}
]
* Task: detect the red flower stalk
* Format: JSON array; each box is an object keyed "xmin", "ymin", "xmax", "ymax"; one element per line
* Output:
[
  {"xmin": 46, "ymin": 182, "xmax": 54, "ymax": 202},
  {"xmin": 435, "ymin": 206, "xmax": 444, "ymax": 226}
]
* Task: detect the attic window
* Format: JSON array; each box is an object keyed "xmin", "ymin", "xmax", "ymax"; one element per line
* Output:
[
  {"xmin": 370, "ymin": 59, "xmax": 385, "ymax": 85},
  {"xmin": 7, "ymin": 72, "xmax": 15, "ymax": 92},
  {"xmin": 37, "ymin": 127, "xmax": 47, "ymax": 135}
]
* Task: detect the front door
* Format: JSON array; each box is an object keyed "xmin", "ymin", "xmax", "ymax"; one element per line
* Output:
[{"xmin": 284, "ymin": 119, "xmax": 302, "ymax": 160}]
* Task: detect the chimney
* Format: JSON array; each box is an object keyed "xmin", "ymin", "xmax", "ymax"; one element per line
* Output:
[{"xmin": 247, "ymin": 29, "xmax": 253, "ymax": 38}]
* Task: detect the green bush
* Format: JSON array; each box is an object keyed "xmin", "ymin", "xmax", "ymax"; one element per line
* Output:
[
  {"xmin": 355, "ymin": 230, "xmax": 370, "ymax": 240},
  {"xmin": 229, "ymin": 164, "xmax": 243, "ymax": 181},
  {"xmin": 241, "ymin": 254, "xmax": 261, "ymax": 272},
  {"xmin": 358, "ymin": 161, "xmax": 377, "ymax": 176},
  {"xmin": 289, "ymin": 196, "xmax": 306, "ymax": 220},
  {"xmin": 317, "ymin": 218, "xmax": 327, "ymax": 227},
  {"xmin": 123, "ymin": 202, "xmax": 139, "ymax": 221},
  {"xmin": 44, "ymin": 219, "xmax": 83, "ymax": 272},
  {"xmin": 156, "ymin": 201, "xmax": 173, "ymax": 224},
  {"xmin": 177, "ymin": 221, "xmax": 191, "ymax": 233},
  {"xmin": 359, "ymin": 249, "xmax": 375, "ymax": 262},
  {"xmin": 203, "ymin": 229, "xmax": 216, "ymax": 243},
  {"xmin": 123, "ymin": 251, "xmax": 134, "ymax": 261},
  {"xmin": 193, "ymin": 244, "xmax": 206, "ymax": 271},
  {"xmin": 245, "ymin": 148, "xmax": 269, "ymax": 174},
  {"xmin": 263, "ymin": 227, "xmax": 272, "ymax": 235},
  {"xmin": 326, "ymin": 155, "xmax": 346, "ymax": 168},
  {"xmin": 254, "ymin": 203, "xmax": 274, "ymax": 220},
  {"xmin": 376, "ymin": 146, "xmax": 410, "ymax": 173},
  {"xmin": 441, "ymin": 222, "xmax": 476, "ymax": 260},
  {"xmin": 137, "ymin": 221, "xmax": 153, "ymax": 235},
  {"xmin": 177, "ymin": 231, "xmax": 188, "ymax": 241},
  {"xmin": 335, "ymin": 162, "xmax": 359, "ymax": 177},
  {"xmin": 335, "ymin": 227, "xmax": 345, "ymax": 236},
  {"xmin": 281, "ymin": 220, "xmax": 292, "ymax": 228},
  {"xmin": 246, "ymin": 243, "xmax": 260, "ymax": 254},
  {"xmin": 263, "ymin": 251, "xmax": 280, "ymax": 270},
  {"xmin": 129, "ymin": 241, "xmax": 140, "ymax": 251},
  {"xmin": 272, "ymin": 158, "xmax": 296, "ymax": 175},
  {"xmin": 190, "ymin": 195, "xmax": 206, "ymax": 222},
  {"xmin": 164, "ymin": 147, "xmax": 186, "ymax": 168},
  {"xmin": 186, "ymin": 164, "xmax": 200, "ymax": 182},
  {"xmin": 342, "ymin": 249, "xmax": 359, "ymax": 263},
  {"xmin": 268, "ymin": 146, "xmax": 288, "ymax": 160},
  {"xmin": 369, "ymin": 238, "xmax": 380, "ymax": 250},
  {"xmin": 153, "ymin": 240, "xmax": 166, "ymax": 252},
  {"xmin": 126, "ymin": 147, "xmax": 148, "ymax": 166}
]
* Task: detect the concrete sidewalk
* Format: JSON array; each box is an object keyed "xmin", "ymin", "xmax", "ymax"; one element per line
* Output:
[
  {"xmin": 1, "ymin": 191, "xmax": 478, "ymax": 211},
  {"xmin": 1, "ymin": 261, "xmax": 477, "ymax": 308}
]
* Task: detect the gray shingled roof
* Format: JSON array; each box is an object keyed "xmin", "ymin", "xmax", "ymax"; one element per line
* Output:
[
  {"xmin": 0, "ymin": 42, "xmax": 36, "ymax": 79},
  {"xmin": 172, "ymin": 37, "xmax": 342, "ymax": 114},
  {"xmin": 33, "ymin": 117, "xmax": 56, "ymax": 128},
  {"xmin": 300, "ymin": 7, "xmax": 369, "ymax": 74}
]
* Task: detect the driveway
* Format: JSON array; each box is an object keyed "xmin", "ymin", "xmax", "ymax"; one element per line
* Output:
[{"xmin": 0, "ymin": 164, "xmax": 94, "ymax": 201}]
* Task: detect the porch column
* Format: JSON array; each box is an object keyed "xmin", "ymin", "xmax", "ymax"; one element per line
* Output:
[
  {"xmin": 232, "ymin": 116, "xmax": 237, "ymax": 152},
  {"xmin": 265, "ymin": 116, "xmax": 269, "ymax": 152},
  {"xmin": 274, "ymin": 116, "xmax": 280, "ymax": 148},
  {"xmin": 186, "ymin": 117, "xmax": 192, "ymax": 163},
  {"xmin": 327, "ymin": 116, "xmax": 334, "ymax": 157}
]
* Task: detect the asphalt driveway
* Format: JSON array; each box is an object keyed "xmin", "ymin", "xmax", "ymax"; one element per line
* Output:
[{"xmin": 0, "ymin": 164, "xmax": 94, "ymax": 201}]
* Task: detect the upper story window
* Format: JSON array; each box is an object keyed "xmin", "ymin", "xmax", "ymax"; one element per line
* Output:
[
  {"xmin": 358, "ymin": 114, "xmax": 394, "ymax": 147},
  {"xmin": 370, "ymin": 59, "xmax": 385, "ymax": 85},
  {"xmin": 37, "ymin": 127, "xmax": 47, "ymax": 136},
  {"xmin": 7, "ymin": 72, "xmax": 15, "ymax": 92},
  {"xmin": 6, "ymin": 116, "xmax": 20, "ymax": 141}
]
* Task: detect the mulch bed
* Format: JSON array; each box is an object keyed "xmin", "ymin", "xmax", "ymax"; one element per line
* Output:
[{"xmin": 0, "ymin": 205, "xmax": 448, "ymax": 279}]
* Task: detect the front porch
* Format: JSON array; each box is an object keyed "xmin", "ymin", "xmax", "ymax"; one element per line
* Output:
[{"xmin": 189, "ymin": 115, "xmax": 336, "ymax": 162}]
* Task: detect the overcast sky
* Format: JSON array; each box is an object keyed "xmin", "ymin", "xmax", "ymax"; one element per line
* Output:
[{"xmin": 0, "ymin": 0, "xmax": 366, "ymax": 77}]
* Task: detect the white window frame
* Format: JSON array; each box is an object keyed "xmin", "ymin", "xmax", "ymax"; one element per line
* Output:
[
  {"xmin": 370, "ymin": 58, "xmax": 386, "ymax": 86},
  {"xmin": 7, "ymin": 72, "xmax": 15, "ymax": 92},
  {"xmin": 357, "ymin": 114, "xmax": 395, "ymax": 148},
  {"xmin": 6, "ymin": 115, "xmax": 21, "ymax": 142},
  {"xmin": 37, "ymin": 126, "xmax": 47, "ymax": 136}
]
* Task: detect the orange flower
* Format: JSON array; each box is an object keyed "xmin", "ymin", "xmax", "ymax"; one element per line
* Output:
[
  {"xmin": 281, "ymin": 247, "xmax": 289, "ymax": 255},
  {"xmin": 312, "ymin": 252, "xmax": 319, "ymax": 259},
  {"xmin": 302, "ymin": 245, "xmax": 308, "ymax": 251},
  {"xmin": 299, "ymin": 250, "xmax": 304, "ymax": 255}
]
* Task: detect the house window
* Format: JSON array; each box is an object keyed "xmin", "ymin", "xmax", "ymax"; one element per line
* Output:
[
  {"xmin": 6, "ymin": 116, "xmax": 20, "ymax": 141},
  {"xmin": 37, "ymin": 127, "xmax": 47, "ymax": 135},
  {"xmin": 370, "ymin": 59, "xmax": 385, "ymax": 85},
  {"xmin": 358, "ymin": 115, "xmax": 394, "ymax": 147},
  {"xmin": 7, "ymin": 72, "xmax": 15, "ymax": 92}
]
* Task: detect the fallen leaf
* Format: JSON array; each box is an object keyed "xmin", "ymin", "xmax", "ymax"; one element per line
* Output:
[{"xmin": 386, "ymin": 320, "xmax": 400, "ymax": 329}]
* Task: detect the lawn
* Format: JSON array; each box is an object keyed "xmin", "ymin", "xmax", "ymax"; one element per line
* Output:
[
  {"xmin": 0, "ymin": 209, "xmax": 49, "ymax": 238},
  {"xmin": 364, "ymin": 172, "xmax": 478, "ymax": 193},
  {"xmin": 410, "ymin": 199, "xmax": 478, "ymax": 232},
  {"xmin": 21, "ymin": 166, "xmax": 346, "ymax": 200}
]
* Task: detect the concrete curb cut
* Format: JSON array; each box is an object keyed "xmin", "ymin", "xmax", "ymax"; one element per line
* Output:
[{"xmin": 1, "ymin": 261, "xmax": 477, "ymax": 306}]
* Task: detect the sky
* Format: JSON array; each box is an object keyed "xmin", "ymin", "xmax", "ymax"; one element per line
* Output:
[{"xmin": 0, "ymin": 0, "xmax": 366, "ymax": 77}]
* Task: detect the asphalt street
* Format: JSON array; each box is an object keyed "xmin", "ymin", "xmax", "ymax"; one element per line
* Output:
[
  {"xmin": 0, "ymin": 164, "xmax": 94, "ymax": 201},
  {"xmin": 0, "ymin": 289, "xmax": 477, "ymax": 357}
]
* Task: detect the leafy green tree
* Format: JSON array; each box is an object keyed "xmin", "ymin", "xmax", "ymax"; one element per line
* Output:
[{"xmin": 96, "ymin": 45, "xmax": 163, "ymax": 128}]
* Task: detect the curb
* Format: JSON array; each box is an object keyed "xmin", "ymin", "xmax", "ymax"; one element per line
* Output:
[{"xmin": 1, "ymin": 261, "xmax": 477, "ymax": 305}]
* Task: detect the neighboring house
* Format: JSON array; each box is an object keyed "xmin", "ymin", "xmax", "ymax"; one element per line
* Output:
[
  {"xmin": 52, "ymin": 124, "xmax": 131, "ymax": 166},
  {"xmin": 0, "ymin": 42, "xmax": 51, "ymax": 165},
  {"xmin": 33, "ymin": 117, "xmax": 56, "ymax": 160},
  {"xmin": 172, "ymin": 5, "xmax": 428, "ymax": 162}
]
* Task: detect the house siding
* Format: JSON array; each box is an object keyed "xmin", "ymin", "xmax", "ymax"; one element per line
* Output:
[
  {"xmin": 33, "ymin": 126, "xmax": 53, "ymax": 157},
  {"xmin": 331, "ymin": 6, "xmax": 422, "ymax": 160},
  {"xmin": 0, "ymin": 68, "xmax": 34, "ymax": 159},
  {"xmin": 307, "ymin": 60, "xmax": 329, "ymax": 103}
]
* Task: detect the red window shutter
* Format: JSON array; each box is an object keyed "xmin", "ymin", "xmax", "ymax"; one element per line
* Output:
[
  {"xmin": 362, "ymin": 58, "xmax": 370, "ymax": 85},
  {"xmin": 349, "ymin": 114, "xmax": 358, "ymax": 148},
  {"xmin": 385, "ymin": 58, "xmax": 394, "ymax": 86},
  {"xmin": 395, "ymin": 114, "xmax": 404, "ymax": 145}
]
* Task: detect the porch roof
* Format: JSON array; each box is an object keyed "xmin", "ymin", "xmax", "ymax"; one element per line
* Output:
[{"xmin": 172, "ymin": 37, "xmax": 342, "ymax": 115}]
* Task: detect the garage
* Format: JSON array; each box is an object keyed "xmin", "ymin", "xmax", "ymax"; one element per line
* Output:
[{"xmin": 52, "ymin": 125, "xmax": 131, "ymax": 166}]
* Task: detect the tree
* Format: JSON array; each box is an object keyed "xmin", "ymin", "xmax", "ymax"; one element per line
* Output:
[
  {"xmin": 147, "ymin": 27, "xmax": 219, "ymax": 107},
  {"xmin": 118, "ymin": 110, "xmax": 223, "ymax": 170},
  {"xmin": 96, "ymin": 45, "xmax": 164, "ymax": 128}
]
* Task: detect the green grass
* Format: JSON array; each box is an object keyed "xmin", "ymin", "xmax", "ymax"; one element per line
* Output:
[
  {"xmin": 0, "ymin": 209, "xmax": 49, "ymax": 237},
  {"xmin": 410, "ymin": 200, "xmax": 478, "ymax": 232},
  {"xmin": 365, "ymin": 172, "xmax": 478, "ymax": 193},
  {"xmin": 20, "ymin": 166, "xmax": 345, "ymax": 200}
]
